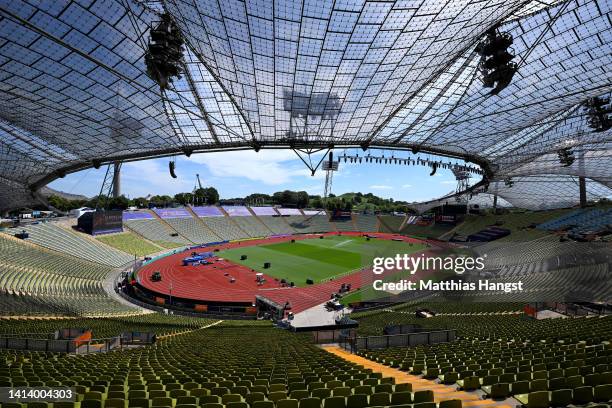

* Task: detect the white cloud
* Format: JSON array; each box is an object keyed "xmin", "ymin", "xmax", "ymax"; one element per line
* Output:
[
  {"xmin": 402, "ymin": 184, "xmax": 412, "ymax": 188},
  {"xmin": 121, "ymin": 160, "xmax": 192, "ymax": 197},
  {"xmin": 369, "ymin": 185, "xmax": 393, "ymax": 189},
  {"xmin": 188, "ymin": 150, "xmax": 324, "ymax": 185},
  {"xmin": 440, "ymin": 180, "xmax": 456, "ymax": 185}
]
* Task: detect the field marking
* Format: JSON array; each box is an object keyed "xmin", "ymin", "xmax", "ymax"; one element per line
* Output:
[
  {"xmin": 220, "ymin": 236, "xmax": 427, "ymax": 286},
  {"xmin": 333, "ymin": 238, "xmax": 355, "ymax": 248}
]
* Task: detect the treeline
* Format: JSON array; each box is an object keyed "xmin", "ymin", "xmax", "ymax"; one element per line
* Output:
[
  {"xmin": 48, "ymin": 187, "xmax": 408, "ymax": 214},
  {"xmin": 47, "ymin": 187, "xmax": 220, "ymax": 212}
]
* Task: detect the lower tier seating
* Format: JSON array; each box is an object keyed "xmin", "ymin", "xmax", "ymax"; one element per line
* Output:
[
  {"xmin": 0, "ymin": 235, "xmax": 139, "ymax": 317},
  {"xmin": 354, "ymin": 306, "xmax": 612, "ymax": 408},
  {"xmin": 7, "ymin": 223, "xmax": 132, "ymax": 267}
]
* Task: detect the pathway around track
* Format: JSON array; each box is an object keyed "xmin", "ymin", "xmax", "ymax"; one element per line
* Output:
[{"xmin": 321, "ymin": 345, "xmax": 515, "ymax": 408}]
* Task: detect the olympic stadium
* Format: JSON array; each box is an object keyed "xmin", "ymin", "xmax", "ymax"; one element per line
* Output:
[{"xmin": 0, "ymin": 0, "xmax": 611, "ymax": 407}]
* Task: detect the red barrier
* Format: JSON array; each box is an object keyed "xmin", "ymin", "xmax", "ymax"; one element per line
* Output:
[{"xmin": 72, "ymin": 330, "xmax": 92, "ymax": 347}]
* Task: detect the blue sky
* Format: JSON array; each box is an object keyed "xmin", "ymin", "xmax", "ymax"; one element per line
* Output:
[{"xmin": 49, "ymin": 149, "xmax": 463, "ymax": 203}]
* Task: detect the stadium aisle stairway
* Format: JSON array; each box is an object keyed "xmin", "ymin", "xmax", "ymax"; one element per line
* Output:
[{"xmin": 323, "ymin": 346, "xmax": 513, "ymax": 407}]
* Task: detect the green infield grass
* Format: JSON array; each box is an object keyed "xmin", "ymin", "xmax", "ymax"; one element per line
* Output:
[
  {"xmin": 96, "ymin": 232, "xmax": 161, "ymax": 256},
  {"xmin": 219, "ymin": 235, "xmax": 427, "ymax": 286}
]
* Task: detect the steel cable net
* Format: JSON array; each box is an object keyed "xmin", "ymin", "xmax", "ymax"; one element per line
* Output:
[{"xmin": 0, "ymin": 0, "xmax": 609, "ymax": 211}]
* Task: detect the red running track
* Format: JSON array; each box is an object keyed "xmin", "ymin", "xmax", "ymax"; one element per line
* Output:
[{"xmin": 137, "ymin": 232, "xmax": 427, "ymax": 313}]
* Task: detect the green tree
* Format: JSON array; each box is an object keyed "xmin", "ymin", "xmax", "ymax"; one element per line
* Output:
[
  {"xmin": 193, "ymin": 187, "xmax": 219, "ymax": 205},
  {"xmin": 296, "ymin": 191, "xmax": 309, "ymax": 208},
  {"xmin": 108, "ymin": 195, "xmax": 130, "ymax": 210},
  {"xmin": 132, "ymin": 197, "xmax": 149, "ymax": 208}
]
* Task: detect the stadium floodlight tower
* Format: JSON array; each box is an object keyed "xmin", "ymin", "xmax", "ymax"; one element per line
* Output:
[
  {"xmin": 451, "ymin": 166, "xmax": 471, "ymax": 204},
  {"xmin": 322, "ymin": 152, "xmax": 339, "ymax": 205}
]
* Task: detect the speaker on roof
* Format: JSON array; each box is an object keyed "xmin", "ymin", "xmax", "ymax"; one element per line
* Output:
[{"xmin": 169, "ymin": 161, "xmax": 177, "ymax": 178}]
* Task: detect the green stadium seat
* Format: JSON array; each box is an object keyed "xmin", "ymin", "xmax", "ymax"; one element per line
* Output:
[
  {"xmin": 438, "ymin": 399, "xmax": 462, "ymax": 408},
  {"xmin": 482, "ymin": 383, "xmax": 510, "ymax": 399},
  {"xmin": 151, "ymin": 398, "xmax": 173, "ymax": 407},
  {"xmin": 352, "ymin": 386, "xmax": 371, "ymax": 396},
  {"xmin": 390, "ymin": 391, "xmax": 412, "ymax": 405},
  {"xmin": 323, "ymin": 396, "xmax": 345, "ymax": 408},
  {"xmin": 457, "ymin": 376, "xmax": 480, "ymax": 390},
  {"xmin": 594, "ymin": 384, "xmax": 612, "ymax": 402},
  {"xmin": 269, "ymin": 391, "xmax": 288, "ymax": 402},
  {"xmin": 227, "ymin": 402, "xmax": 249, "ymax": 408},
  {"xmin": 369, "ymin": 392, "xmax": 390, "ymax": 406},
  {"xmin": 253, "ymin": 402, "xmax": 275, "ymax": 408},
  {"xmin": 332, "ymin": 387, "xmax": 350, "ymax": 397},
  {"xmin": 292, "ymin": 390, "xmax": 310, "ymax": 400},
  {"xmin": 412, "ymin": 403, "xmax": 436, "ymax": 408},
  {"xmin": 346, "ymin": 394, "xmax": 367, "ymax": 408},
  {"xmin": 298, "ymin": 398, "xmax": 321, "ymax": 408},
  {"xmin": 81, "ymin": 400, "xmax": 103, "ymax": 408},
  {"xmin": 312, "ymin": 388, "xmax": 331, "ymax": 399},
  {"xmin": 412, "ymin": 390, "xmax": 434, "ymax": 404},
  {"xmin": 393, "ymin": 384, "xmax": 412, "ymax": 393},
  {"xmin": 550, "ymin": 389, "xmax": 572, "ymax": 407},
  {"xmin": 572, "ymin": 386, "xmax": 594, "ymax": 404},
  {"xmin": 515, "ymin": 391, "xmax": 549, "ymax": 408},
  {"xmin": 177, "ymin": 397, "xmax": 198, "ymax": 406}
]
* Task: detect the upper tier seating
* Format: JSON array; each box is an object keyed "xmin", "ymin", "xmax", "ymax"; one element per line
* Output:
[
  {"xmin": 538, "ymin": 208, "xmax": 612, "ymax": 234},
  {"xmin": 165, "ymin": 217, "xmax": 221, "ymax": 244},
  {"xmin": 451, "ymin": 209, "xmax": 574, "ymax": 242},
  {"xmin": 125, "ymin": 218, "xmax": 191, "ymax": 245},
  {"xmin": 290, "ymin": 215, "xmax": 335, "ymax": 233},
  {"xmin": 378, "ymin": 216, "xmax": 404, "ymax": 233},
  {"xmin": 334, "ymin": 218, "xmax": 355, "ymax": 232},
  {"xmin": 231, "ymin": 216, "xmax": 272, "ymax": 238},
  {"xmin": 11, "ymin": 223, "xmax": 132, "ymax": 267},
  {"xmin": 258, "ymin": 216, "xmax": 296, "ymax": 234},
  {"xmin": 0, "ymin": 235, "xmax": 139, "ymax": 316},
  {"xmin": 202, "ymin": 217, "xmax": 249, "ymax": 241},
  {"xmin": 354, "ymin": 215, "xmax": 378, "ymax": 232}
]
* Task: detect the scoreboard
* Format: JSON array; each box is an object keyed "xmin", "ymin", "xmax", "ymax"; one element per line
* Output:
[{"xmin": 77, "ymin": 210, "xmax": 123, "ymax": 235}]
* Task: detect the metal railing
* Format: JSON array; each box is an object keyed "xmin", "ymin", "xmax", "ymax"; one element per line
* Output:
[{"xmin": 340, "ymin": 329, "xmax": 456, "ymax": 353}]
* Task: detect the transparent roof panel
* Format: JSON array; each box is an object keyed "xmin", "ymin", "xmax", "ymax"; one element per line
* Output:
[{"xmin": 0, "ymin": 0, "xmax": 610, "ymax": 210}]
